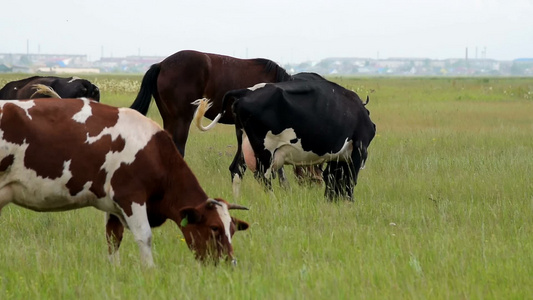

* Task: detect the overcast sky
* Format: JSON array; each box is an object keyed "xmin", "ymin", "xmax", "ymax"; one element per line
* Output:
[{"xmin": 1, "ymin": 0, "xmax": 532, "ymax": 63}]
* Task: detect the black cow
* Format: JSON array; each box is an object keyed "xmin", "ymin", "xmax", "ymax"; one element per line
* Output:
[
  {"xmin": 193, "ymin": 76, "xmax": 376, "ymax": 200},
  {"xmin": 0, "ymin": 76, "xmax": 100, "ymax": 101}
]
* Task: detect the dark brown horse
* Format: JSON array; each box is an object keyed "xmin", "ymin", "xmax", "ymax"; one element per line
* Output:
[{"xmin": 130, "ymin": 50, "xmax": 292, "ymax": 156}]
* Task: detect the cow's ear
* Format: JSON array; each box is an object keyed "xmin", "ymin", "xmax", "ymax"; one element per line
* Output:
[
  {"xmin": 179, "ymin": 207, "xmax": 202, "ymax": 226},
  {"xmin": 232, "ymin": 217, "xmax": 249, "ymax": 231}
]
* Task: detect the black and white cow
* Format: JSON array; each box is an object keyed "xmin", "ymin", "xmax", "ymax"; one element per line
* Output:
[
  {"xmin": 193, "ymin": 76, "xmax": 376, "ymax": 200},
  {"xmin": 0, "ymin": 76, "xmax": 100, "ymax": 101}
]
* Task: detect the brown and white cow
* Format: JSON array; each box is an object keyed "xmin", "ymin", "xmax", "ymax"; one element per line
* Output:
[{"xmin": 0, "ymin": 98, "xmax": 249, "ymax": 267}]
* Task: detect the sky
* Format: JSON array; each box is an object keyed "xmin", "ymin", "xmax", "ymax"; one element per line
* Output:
[{"xmin": 1, "ymin": 0, "xmax": 532, "ymax": 64}]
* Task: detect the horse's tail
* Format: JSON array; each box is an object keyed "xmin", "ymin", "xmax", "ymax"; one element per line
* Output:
[
  {"xmin": 192, "ymin": 88, "xmax": 250, "ymax": 131},
  {"xmin": 130, "ymin": 63, "xmax": 160, "ymax": 115},
  {"xmin": 31, "ymin": 84, "xmax": 61, "ymax": 98}
]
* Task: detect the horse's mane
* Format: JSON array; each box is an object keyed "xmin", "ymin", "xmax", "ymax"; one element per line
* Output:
[{"xmin": 253, "ymin": 58, "xmax": 292, "ymax": 82}]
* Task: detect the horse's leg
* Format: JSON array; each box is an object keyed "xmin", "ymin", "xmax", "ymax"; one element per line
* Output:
[
  {"xmin": 155, "ymin": 76, "xmax": 200, "ymax": 158},
  {"xmin": 165, "ymin": 117, "xmax": 192, "ymax": 157},
  {"xmin": 106, "ymin": 213, "xmax": 124, "ymax": 264}
]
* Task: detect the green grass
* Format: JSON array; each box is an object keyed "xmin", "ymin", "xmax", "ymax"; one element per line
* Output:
[{"xmin": 0, "ymin": 74, "xmax": 532, "ymax": 299}]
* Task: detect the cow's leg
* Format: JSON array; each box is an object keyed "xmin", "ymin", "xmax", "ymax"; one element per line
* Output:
[
  {"xmin": 343, "ymin": 162, "xmax": 356, "ymax": 201},
  {"xmin": 254, "ymin": 171, "xmax": 273, "ymax": 191},
  {"xmin": 121, "ymin": 203, "xmax": 155, "ymax": 267},
  {"xmin": 294, "ymin": 165, "xmax": 324, "ymax": 186},
  {"xmin": 336, "ymin": 161, "xmax": 357, "ymax": 201},
  {"xmin": 0, "ymin": 187, "xmax": 13, "ymax": 217},
  {"xmin": 323, "ymin": 162, "xmax": 337, "ymax": 201},
  {"xmin": 343, "ymin": 143, "xmax": 365, "ymax": 200},
  {"xmin": 310, "ymin": 165, "xmax": 325, "ymax": 184},
  {"xmin": 230, "ymin": 129, "xmax": 247, "ymax": 198},
  {"xmin": 293, "ymin": 166, "xmax": 306, "ymax": 185},
  {"xmin": 277, "ymin": 168, "xmax": 290, "ymax": 190},
  {"xmin": 323, "ymin": 161, "xmax": 351, "ymax": 201},
  {"xmin": 253, "ymin": 154, "xmax": 273, "ymax": 192},
  {"xmin": 271, "ymin": 148, "xmax": 290, "ymax": 190},
  {"xmin": 106, "ymin": 213, "xmax": 125, "ymax": 264}
]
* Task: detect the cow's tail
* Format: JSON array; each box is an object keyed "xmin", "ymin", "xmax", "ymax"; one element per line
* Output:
[
  {"xmin": 192, "ymin": 98, "xmax": 222, "ymax": 131},
  {"xmin": 192, "ymin": 89, "xmax": 248, "ymax": 131},
  {"xmin": 31, "ymin": 84, "xmax": 61, "ymax": 98},
  {"xmin": 130, "ymin": 63, "xmax": 160, "ymax": 115}
]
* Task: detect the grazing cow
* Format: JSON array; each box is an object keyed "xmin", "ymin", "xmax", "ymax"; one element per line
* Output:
[
  {"xmin": 0, "ymin": 76, "xmax": 100, "ymax": 101},
  {"xmin": 0, "ymin": 98, "xmax": 249, "ymax": 266},
  {"xmin": 193, "ymin": 77, "xmax": 376, "ymax": 200}
]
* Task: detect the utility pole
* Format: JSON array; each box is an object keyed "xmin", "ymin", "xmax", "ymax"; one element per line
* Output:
[{"xmin": 465, "ymin": 47, "xmax": 469, "ymax": 73}]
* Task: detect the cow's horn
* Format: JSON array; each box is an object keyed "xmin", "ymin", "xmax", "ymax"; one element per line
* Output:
[
  {"xmin": 227, "ymin": 203, "xmax": 249, "ymax": 210},
  {"xmin": 206, "ymin": 198, "xmax": 223, "ymax": 207},
  {"xmin": 364, "ymin": 95, "xmax": 370, "ymax": 105}
]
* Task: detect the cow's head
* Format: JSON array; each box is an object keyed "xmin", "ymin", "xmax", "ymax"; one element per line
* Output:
[
  {"xmin": 179, "ymin": 198, "xmax": 249, "ymax": 264},
  {"xmin": 73, "ymin": 79, "xmax": 100, "ymax": 102},
  {"xmin": 55, "ymin": 78, "xmax": 100, "ymax": 102}
]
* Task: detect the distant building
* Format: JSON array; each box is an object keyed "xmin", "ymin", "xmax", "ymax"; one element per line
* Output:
[
  {"xmin": 93, "ymin": 56, "xmax": 164, "ymax": 73},
  {"xmin": 36, "ymin": 67, "xmax": 100, "ymax": 74},
  {"xmin": 0, "ymin": 53, "xmax": 91, "ymax": 73},
  {"xmin": 0, "ymin": 52, "xmax": 531, "ymax": 76}
]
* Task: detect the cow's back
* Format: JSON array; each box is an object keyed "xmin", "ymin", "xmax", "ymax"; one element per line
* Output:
[
  {"xmin": 235, "ymin": 81, "xmax": 372, "ymax": 156},
  {"xmin": 0, "ymin": 76, "xmax": 48, "ymax": 99}
]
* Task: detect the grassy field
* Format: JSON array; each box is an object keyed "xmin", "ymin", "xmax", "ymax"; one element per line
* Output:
[{"xmin": 0, "ymin": 74, "xmax": 532, "ymax": 299}]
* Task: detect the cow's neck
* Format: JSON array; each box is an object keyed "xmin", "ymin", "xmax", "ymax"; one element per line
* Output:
[{"xmin": 163, "ymin": 155, "xmax": 208, "ymax": 223}]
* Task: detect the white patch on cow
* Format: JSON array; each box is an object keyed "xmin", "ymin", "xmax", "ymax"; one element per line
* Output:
[
  {"xmin": 122, "ymin": 202, "xmax": 154, "ymax": 267},
  {"xmin": 248, "ymin": 83, "xmax": 267, "ymax": 91},
  {"xmin": 263, "ymin": 128, "xmax": 353, "ymax": 173},
  {"xmin": 86, "ymin": 108, "xmax": 162, "ymax": 206},
  {"xmin": 86, "ymin": 108, "xmax": 160, "ymax": 171},
  {"xmin": 0, "ymin": 100, "xmax": 36, "ymax": 120},
  {"xmin": 214, "ymin": 201, "xmax": 232, "ymax": 244},
  {"xmin": 68, "ymin": 76, "xmax": 81, "ymax": 83},
  {"xmin": 72, "ymin": 98, "xmax": 93, "ymax": 123}
]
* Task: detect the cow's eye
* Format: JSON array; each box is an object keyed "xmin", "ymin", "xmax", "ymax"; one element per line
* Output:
[{"xmin": 210, "ymin": 226, "xmax": 219, "ymax": 233}]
